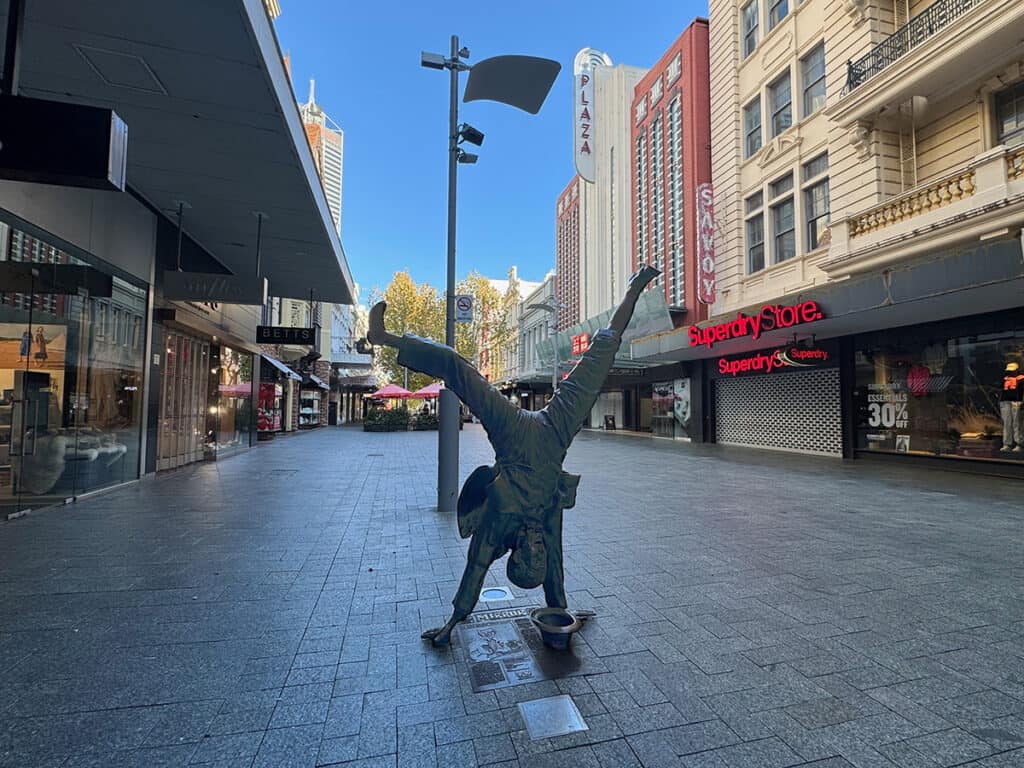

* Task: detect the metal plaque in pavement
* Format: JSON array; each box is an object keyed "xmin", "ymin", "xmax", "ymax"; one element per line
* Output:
[{"xmin": 457, "ymin": 611, "xmax": 584, "ymax": 693}]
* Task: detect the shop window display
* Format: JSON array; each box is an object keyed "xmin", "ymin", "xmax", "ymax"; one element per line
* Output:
[
  {"xmin": 854, "ymin": 316, "xmax": 1024, "ymax": 462},
  {"xmin": 0, "ymin": 217, "xmax": 147, "ymax": 512},
  {"xmin": 211, "ymin": 345, "xmax": 254, "ymax": 453}
]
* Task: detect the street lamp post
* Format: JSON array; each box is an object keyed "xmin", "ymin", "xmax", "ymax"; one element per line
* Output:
[
  {"xmin": 421, "ymin": 40, "xmax": 560, "ymax": 513},
  {"xmin": 528, "ymin": 298, "xmax": 565, "ymax": 396}
]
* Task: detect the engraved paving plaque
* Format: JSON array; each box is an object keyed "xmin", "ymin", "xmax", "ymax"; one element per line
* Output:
[{"xmin": 457, "ymin": 611, "xmax": 584, "ymax": 693}]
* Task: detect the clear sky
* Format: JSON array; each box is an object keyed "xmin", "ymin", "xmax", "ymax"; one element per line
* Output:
[{"xmin": 274, "ymin": 0, "xmax": 709, "ymax": 301}]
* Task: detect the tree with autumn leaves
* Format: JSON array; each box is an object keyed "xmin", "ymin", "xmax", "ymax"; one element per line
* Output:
[{"xmin": 368, "ymin": 270, "xmax": 520, "ymax": 392}]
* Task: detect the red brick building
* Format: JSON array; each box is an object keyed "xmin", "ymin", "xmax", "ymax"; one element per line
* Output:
[
  {"xmin": 631, "ymin": 18, "xmax": 711, "ymax": 323},
  {"xmin": 555, "ymin": 176, "xmax": 585, "ymax": 331}
]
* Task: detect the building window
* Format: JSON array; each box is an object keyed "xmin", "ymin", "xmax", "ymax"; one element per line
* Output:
[
  {"xmin": 803, "ymin": 153, "xmax": 830, "ymax": 251},
  {"xmin": 770, "ymin": 173, "xmax": 796, "ymax": 263},
  {"xmin": 745, "ymin": 192, "xmax": 765, "ymax": 273},
  {"xmin": 769, "ymin": 72, "xmax": 792, "ymax": 137},
  {"xmin": 635, "ymin": 96, "xmax": 647, "ymax": 124},
  {"xmin": 742, "ymin": 0, "xmax": 759, "ymax": 58},
  {"xmin": 801, "ymin": 44, "xmax": 826, "ymax": 117},
  {"xmin": 996, "ymin": 81, "xmax": 1024, "ymax": 146},
  {"xmin": 769, "ymin": 0, "xmax": 788, "ymax": 30},
  {"xmin": 650, "ymin": 75, "xmax": 663, "ymax": 106},
  {"xmin": 744, "ymin": 97, "xmax": 762, "ymax": 158},
  {"xmin": 667, "ymin": 53, "xmax": 681, "ymax": 84}
]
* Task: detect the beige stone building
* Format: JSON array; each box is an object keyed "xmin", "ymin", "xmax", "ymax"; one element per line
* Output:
[{"xmin": 635, "ymin": 0, "xmax": 1024, "ymax": 468}]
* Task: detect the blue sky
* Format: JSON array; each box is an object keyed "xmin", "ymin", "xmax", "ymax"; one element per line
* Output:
[{"xmin": 274, "ymin": 0, "xmax": 709, "ymax": 300}]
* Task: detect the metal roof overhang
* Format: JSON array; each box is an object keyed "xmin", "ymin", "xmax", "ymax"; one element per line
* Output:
[
  {"xmin": 261, "ymin": 353, "xmax": 301, "ymax": 380},
  {"xmin": 632, "ymin": 238, "xmax": 1024, "ymax": 363},
  {"xmin": 3, "ymin": 0, "xmax": 354, "ymax": 303}
]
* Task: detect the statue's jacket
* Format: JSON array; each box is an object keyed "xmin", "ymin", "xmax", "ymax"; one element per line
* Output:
[{"xmin": 396, "ymin": 328, "xmax": 623, "ymax": 544}]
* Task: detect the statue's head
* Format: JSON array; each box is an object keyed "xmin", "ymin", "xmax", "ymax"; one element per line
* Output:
[{"xmin": 507, "ymin": 523, "xmax": 547, "ymax": 589}]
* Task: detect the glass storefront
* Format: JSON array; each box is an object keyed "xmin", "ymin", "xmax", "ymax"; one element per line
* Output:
[
  {"xmin": 209, "ymin": 345, "xmax": 254, "ymax": 455},
  {"xmin": 652, "ymin": 378, "xmax": 693, "ymax": 439},
  {"xmin": 0, "ymin": 216, "xmax": 147, "ymax": 513},
  {"xmin": 854, "ymin": 311, "xmax": 1024, "ymax": 463}
]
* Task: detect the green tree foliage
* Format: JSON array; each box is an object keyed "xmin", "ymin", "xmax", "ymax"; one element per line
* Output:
[{"xmin": 369, "ymin": 269, "xmax": 520, "ymax": 390}]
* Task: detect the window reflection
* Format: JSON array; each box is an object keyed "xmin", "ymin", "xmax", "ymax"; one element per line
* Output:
[{"xmin": 855, "ymin": 316, "xmax": 1024, "ymax": 462}]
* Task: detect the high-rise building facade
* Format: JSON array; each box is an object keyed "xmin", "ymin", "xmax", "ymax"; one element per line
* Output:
[
  {"xmin": 586, "ymin": 64, "xmax": 648, "ymax": 318},
  {"xmin": 299, "ymin": 80, "xmax": 344, "ymax": 236},
  {"xmin": 555, "ymin": 177, "xmax": 588, "ymax": 330},
  {"xmin": 631, "ymin": 19, "xmax": 711, "ymax": 322}
]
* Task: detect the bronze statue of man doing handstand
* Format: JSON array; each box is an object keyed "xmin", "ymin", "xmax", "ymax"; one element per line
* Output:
[{"xmin": 367, "ymin": 265, "xmax": 660, "ymax": 645}]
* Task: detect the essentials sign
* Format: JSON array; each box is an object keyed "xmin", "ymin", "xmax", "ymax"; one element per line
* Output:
[{"xmin": 689, "ymin": 300, "xmax": 824, "ymax": 349}]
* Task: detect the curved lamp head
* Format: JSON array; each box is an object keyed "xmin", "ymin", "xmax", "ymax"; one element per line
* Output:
[{"xmin": 464, "ymin": 55, "xmax": 561, "ymax": 115}]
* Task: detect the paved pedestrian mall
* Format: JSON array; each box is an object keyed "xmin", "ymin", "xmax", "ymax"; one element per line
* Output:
[{"xmin": 1, "ymin": 426, "xmax": 1023, "ymax": 767}]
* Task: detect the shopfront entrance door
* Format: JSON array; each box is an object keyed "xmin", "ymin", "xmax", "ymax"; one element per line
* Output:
[{"xmin": 156, "ymin": 331, "xmax": 210, "ymax": 470}]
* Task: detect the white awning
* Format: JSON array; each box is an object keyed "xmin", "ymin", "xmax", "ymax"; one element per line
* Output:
[{"xmin": 261, "ymin": 354, "xmax": 300, "ymax": 380}]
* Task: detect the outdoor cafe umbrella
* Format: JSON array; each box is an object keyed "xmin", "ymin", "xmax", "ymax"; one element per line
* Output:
[
  {"xmin": 369, "ymin": 383, "xmax": 412, "ymax": 399},
  {"xmin": 410, "ymin": 381, "xmax": 443, "ymax": 399}
]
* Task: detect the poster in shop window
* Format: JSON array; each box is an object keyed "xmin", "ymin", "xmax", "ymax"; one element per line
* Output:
[{"xmin": 673, "ymin": 378, "xmax": 692, "ymax": 440}]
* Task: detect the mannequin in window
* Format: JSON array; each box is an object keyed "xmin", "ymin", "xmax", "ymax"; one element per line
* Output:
[{"xmin": 1001, "ymin": 362, "xmax": 1024, "ymax": 452}]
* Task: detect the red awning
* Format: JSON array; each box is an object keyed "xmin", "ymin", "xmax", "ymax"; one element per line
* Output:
[
  {"xmin": 410, "ymin": 381, "xmax": 443, "ymax": 399},
  {"xmin": 370, "ymin": 383, "xmax": 412, "ymax": 399}
]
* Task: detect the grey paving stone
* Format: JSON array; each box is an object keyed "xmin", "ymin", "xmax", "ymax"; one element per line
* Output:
[
  {"xmin": 473, "ymin": 734, "xmax": 517, "ymax": 765},
  {"xmin": 591, "ymin": 738, "xmax": 642, "ymax": 768},
  {"xmin": 435, "ymin": 740, "xmax": 478, "ymax": 768},
  {"xmin": 662, "ymin": 719, "xmax": 741, "ymax": 756},
  {"xmin": 318, "ymin": 735, "xmax": 358, "ymax": 765},
  {"xmin": 188, "ymin": 731, "xmax": 264, "ymax": 764},
  {"xmin": 518, "ymin": 745, "xmax": 601, "ymax": 768},
  {"xmin": 271, "ymin": 700, "xmax": 330, "ymax": 729}
]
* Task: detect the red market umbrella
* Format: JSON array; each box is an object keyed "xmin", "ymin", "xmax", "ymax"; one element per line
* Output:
[
  {"xmin": 370, "ymin": 383, "xmax": 412, "ymax": 399},
  {"xmin": 410, "ymin": 381, "xmax": 443, "ymax": 399}
]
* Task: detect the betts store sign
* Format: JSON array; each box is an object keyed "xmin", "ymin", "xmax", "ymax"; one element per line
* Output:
[
  {"xmin": 689, "ymin": 300, "xmax": 824, "ymax": 349},
  {"xmin": 718, "ymin": 345, "xmax": 831, "ymax": 377}
]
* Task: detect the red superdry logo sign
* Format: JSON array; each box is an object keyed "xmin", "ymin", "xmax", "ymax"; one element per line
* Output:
[
  {"xmin": 718, "ymin": 346, "xmax": 830, "ymax": 376},
  {"xmin": 689, "ymin": 300, "xmax": 824, "ymax": 349}
]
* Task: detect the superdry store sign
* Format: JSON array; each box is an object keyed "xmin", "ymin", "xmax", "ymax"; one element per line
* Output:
[
  {"xmin": 689, "ymin": 300, "xmax": 825, "ymax": 349},
  {"xmin": 718, "ymin": 345, "xmax": 831, "ymax": 377}
]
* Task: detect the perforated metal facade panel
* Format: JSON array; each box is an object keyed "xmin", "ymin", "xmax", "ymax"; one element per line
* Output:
[{"xmin": 715, "ymin": 368, "xmax": 842, "ymax": 456}]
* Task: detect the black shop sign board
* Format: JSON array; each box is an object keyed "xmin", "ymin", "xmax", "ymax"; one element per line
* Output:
[{"xmin": 257, "ymin": 326, "xmax": 315, "ymax": 345}]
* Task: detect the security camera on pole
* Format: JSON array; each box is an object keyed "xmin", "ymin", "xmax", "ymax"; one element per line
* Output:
[{"xmin": 420, "ymin": 38, "xmax": 560, "ymax": 513}]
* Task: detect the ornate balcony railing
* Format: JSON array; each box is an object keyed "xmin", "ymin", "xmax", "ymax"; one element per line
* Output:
[
  {"xmin": 845, "ymin": 0, "xmax": 985, "ymax": 92},
  {"xmin": 848, "ymin": 169, "xmax": 976, "ymax": 238}
]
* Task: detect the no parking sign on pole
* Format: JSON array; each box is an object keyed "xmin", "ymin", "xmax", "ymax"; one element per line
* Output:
[{"xmin": 455, "ymin": 295, "xmax": 473, "ymax": 323}]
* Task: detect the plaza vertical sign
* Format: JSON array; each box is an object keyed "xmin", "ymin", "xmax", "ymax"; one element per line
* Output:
[
  {"xmin": 696, "ymin": 183, "xmax": 716, "ymax": 304},
  {"xmin": 573, "ymin": 48, "xmax": 612, "ymax": 183}
]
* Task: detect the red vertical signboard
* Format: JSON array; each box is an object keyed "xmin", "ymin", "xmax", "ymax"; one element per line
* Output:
[{"xmin": 696, "ymin": 183, "xmax": 715, "ymax": 304}]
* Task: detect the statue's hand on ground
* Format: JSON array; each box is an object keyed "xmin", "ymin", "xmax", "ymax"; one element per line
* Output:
[
  {"xmin": 367, "ymin": 302, "xmax": 402, "ymax": 348},
  {"xmin": 421, "ymin": 624, "xmax": 455, "ymax": 646}
]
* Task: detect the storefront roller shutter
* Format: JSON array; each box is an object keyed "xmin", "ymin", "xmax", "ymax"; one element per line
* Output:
[{"xmin": 716, "ymin": 368, "xmax": 842, "ymax": 455}]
